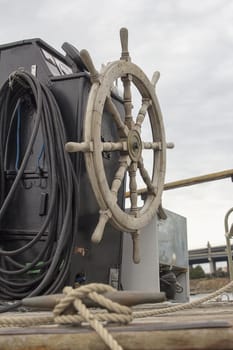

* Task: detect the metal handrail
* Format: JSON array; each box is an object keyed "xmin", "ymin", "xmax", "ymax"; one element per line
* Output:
[
  {"xmin": 125, "ymin": 168, "xmax": 233, "ymax": 197},
  {"xmin": 225, "ymin": 207, "xmax": 233, "ymax": 280}
]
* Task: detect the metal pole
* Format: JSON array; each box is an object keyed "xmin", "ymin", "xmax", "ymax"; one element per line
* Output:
[
  {"xmin": 125, "ymin": 169, "xmax": 233, "ymax": 198},
  {"xmin": 224, "ymin": 207, "xmax": 233, "ymax": 280}
]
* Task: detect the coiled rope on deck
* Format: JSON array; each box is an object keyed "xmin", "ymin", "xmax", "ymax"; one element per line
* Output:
[
  {"xmin": 0, "ymin": 284, "xmax": 132, "ymax": 350},
  {"xmin": 133, "ymin": 278, "xmax": 233, "ymax": 318},
  {"xmin": 0, "ymin": 281, "xmax": 233, "ymax": 350},
  {"xmin": 53, "ymin": 284, "xmax": 132, "ymax": 325}
]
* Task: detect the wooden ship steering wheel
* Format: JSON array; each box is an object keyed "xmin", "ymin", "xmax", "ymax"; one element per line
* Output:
[{"xmin": 66, "ymin": 28, "xmax": 172, "ymax": 263}]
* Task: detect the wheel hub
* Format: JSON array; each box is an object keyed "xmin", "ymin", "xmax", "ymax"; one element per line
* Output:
[{"xmin": 127, "ymin": 129, "xmax": 142, "ymax": 162}]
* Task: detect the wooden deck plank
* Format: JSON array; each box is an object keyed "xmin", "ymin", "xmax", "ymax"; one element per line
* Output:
[{"xmin": 0, "ymin": 302, "xmax": 233, "ymax": 349}]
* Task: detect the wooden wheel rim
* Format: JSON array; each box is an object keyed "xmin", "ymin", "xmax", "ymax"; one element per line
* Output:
[{"xmin": 84, "ymin": 60, "xmax": 166, "ymax": 232}]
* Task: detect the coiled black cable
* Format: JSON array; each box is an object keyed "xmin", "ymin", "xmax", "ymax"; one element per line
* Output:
[{"xmin": 0, "ymin": 70, "xmax": 80, "ymax": 303}]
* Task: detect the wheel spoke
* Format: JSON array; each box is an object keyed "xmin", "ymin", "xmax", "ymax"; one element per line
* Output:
[
  {"xmin": 120, "ymin": 28, "xmax": 131, "ymax": 61},
  {"xmin": 142, "ymin": 141, "xmax": 161, "ymax": 150},
  {"xmin": 121, "ymin": 74, "xmax": 134, "ymax": 129},
  {"xmin": 128, "ymin": 161, "xmax": 138, "ymax": 214},
  {"xmin": 138, "ymin": 158, "xmax": 157, "ymax": 195},
  {"xmin": 105, "ymin": 96, "xmax": 129, "ymax": 137},
  {"xmin": 131, "ymin": 231, "xmax": 140, "ymax": 264},
  {"xmin": 101, "ymin": 141, "xmax": 127, "ymax": 152},
  {"xmin": 80, "ymin": 49, "xmax": 100, "ymax": 84},
  {"xmin": 135, "ymin": 98, "xmax": 151, "ymax": 132},
  {"xmin": 142, "ymin": 141, "xmax": 174, "ymax": 150},
  {"xmin": 151, "ymin": 71, "xmax": 160, "ymax": 87},
  {"xmin": 111, "ymin": 155, "xmax": 130, "ymax": 196}
]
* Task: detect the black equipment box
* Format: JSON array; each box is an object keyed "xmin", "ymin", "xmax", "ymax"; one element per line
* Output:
[{"xmin": 0, "ymin": 39, "xmax": 124, "ymax": 298}]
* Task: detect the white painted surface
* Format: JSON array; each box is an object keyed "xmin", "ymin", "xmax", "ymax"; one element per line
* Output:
[{"xmin": 121, "ymin": 216, "xmax": 159, "ymax": 292}]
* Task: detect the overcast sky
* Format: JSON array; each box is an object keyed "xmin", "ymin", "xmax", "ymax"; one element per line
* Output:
[{"xmin": 0, "ymin": 0, "xmax": 232, "ymax": 250}]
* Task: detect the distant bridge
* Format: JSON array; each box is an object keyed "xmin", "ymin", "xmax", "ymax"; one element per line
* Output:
[{"xmin": 189, "ymin": 242, "xmax": 233, "ymax": 274}]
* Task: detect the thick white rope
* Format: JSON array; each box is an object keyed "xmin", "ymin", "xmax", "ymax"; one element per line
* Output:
[
  {"xmin": 53, "ymin": 284, "xmax": 132, "ymax": 350},
  {"xmin": 133, "ymin": 278, "xmax": 233, "ymax": 318},
  {"xmin": 0, "ymin": 280, "xmax": 232, "ymax": 350},
  {"xmin": 0, "ymin": 284, "xmax": 132, "ymax": 350},
  {"xmin": 0, "ymin": 314, "xmax": 54, "ymax": 328}
]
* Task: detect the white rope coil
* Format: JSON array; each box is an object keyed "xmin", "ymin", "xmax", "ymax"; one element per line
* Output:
[
  {"xmin": 133, "ymin": 278, "xmax": 233, "ymax": 318},
  {"xmin": 0, "ymin": 280, "xmax": 233, "ymax": 350},
  {"xmin": 53, "ymin": 283, "xmax": 132, "ymax": 325},
  {"xmin": 53, "ymin": 283, "xmax": 132, "ymax": 350}
]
